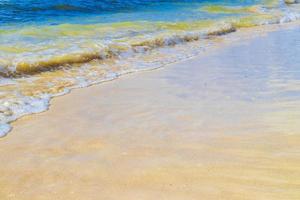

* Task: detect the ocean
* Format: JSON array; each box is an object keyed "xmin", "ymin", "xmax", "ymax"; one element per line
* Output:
[{"xmin": 0, "ymin": 0, "xmax": 299, "ymax": 136}]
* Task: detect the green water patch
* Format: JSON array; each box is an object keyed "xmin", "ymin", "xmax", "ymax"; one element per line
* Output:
[{"xmin": 200, "ymin": 5, "xmax": 259, "ymax": 14}]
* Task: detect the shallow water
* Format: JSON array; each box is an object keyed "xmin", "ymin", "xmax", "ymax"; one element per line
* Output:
[
  {"xmin": 165, "ymin": 26, "xmax": 300, "ymax": 135},
  {"xmin": 0, "ymin": 0, "xmax": 300, "ymax": 136}
]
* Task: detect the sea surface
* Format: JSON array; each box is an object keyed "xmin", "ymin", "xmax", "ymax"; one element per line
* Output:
[{"xmin": 0, "ymin": 0, "xmax": 300, "ymax": 136}]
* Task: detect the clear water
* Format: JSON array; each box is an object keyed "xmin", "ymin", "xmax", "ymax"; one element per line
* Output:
[{"xmin": 0, "ymin": 0, "xmax": 300, "ymax": 136}]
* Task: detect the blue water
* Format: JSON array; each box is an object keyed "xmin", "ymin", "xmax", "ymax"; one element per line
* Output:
[{"xmin": 0, "ymin": 0, "xmax": 261, "ymax": 26}]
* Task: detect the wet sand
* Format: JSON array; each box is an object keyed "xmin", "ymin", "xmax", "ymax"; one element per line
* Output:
[{"xmin": 1, "ymin": 24, "xmax": 300, "ymax": 199}]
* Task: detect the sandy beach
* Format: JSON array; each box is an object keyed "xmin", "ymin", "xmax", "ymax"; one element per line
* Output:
[{"xmin": 1, "ymin": 24, "xmax": 300, "ymax": 199}]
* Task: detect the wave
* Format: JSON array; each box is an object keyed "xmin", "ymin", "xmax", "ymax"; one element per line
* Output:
[
  {"xmin": 1, "ymin": 8, "xmax": 300, "ymax": 77},
  {"xmin": 0, "ymin": 23, "xmax": 235, "ymax": 77}
]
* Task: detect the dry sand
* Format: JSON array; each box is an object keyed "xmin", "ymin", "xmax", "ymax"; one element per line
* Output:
[{"xmin": 1, "ymin": 24, "xmax": 300, "ymax": 200}]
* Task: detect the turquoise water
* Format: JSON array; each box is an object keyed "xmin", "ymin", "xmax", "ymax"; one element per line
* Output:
[{"xmin": 0, "ymin": 0, "xmax": 299, "ymax": 136}]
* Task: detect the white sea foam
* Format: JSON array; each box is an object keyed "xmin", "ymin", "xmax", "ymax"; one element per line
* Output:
[
  {"xmin": 0, "ymin": 124, "xmax": 11, "ymax": 138},
  {"xmin": 280, "ymin": 12, "xmax": 300, "ymax": 23},
  {"xmin": 0, "ymin": 95, "xmax": 50, "ymax": 137}
]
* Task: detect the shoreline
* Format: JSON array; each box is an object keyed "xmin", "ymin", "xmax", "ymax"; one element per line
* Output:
[
  {"xmin": 1, "ymin": 20, "xmax": 300, "ymax": 138},
  {"xmin": 0, "ymin": 21, "xmax": 300, "ymax": 199}
]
